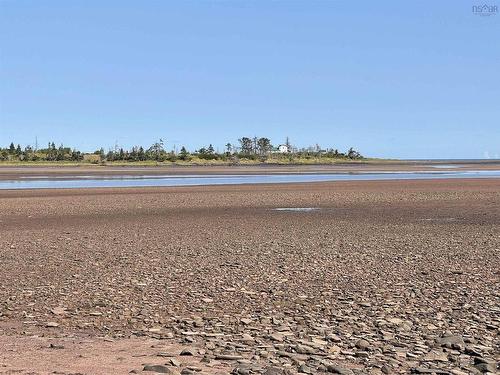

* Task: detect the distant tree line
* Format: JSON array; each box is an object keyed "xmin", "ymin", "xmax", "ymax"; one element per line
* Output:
[
  {"xmin": 1, "ymin": 137, "xmax": 363, "ymax": 163},
  {"xmin": 0, "ymin": 142, "xmax": 83, "ymax": 162}
]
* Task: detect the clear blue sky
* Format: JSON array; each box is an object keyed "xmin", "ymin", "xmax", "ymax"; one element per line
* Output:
[{"xmin": 1, "ymin": 1, "xmax": 499, "ymax": 159}]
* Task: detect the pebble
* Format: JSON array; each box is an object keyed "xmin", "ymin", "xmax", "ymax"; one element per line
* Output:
[{"xmin": 355, "ymin": 339, "xmax": 370, "ymax": 350}]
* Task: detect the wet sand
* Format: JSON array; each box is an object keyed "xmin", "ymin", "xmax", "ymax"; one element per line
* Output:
[{"xmin": 0, "ymin": 179, "xmax": 499, "ymax": 374}]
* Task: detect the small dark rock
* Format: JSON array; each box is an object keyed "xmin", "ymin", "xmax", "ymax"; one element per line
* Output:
[
  {"xmin": 215, "ymin": 354, "xmax": 244, "ymax": 360},
  {"xmin": 299, "ymin": 364, "xmax": 312, "ymax": 374},
  {"xmin": 381, "ymin": 365, "xmax": 391, "ymax": 374},
  {"xmin": 180, "ymin": 348, "xmax": 196, "ymax": 356},
  {"xmin": 473, "ymin": 357, "xmax": 497, "ymax": 373}
]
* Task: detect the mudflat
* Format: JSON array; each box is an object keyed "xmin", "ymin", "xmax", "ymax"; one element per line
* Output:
[{"xmin": 0, "ymin": 179, "xmax": 499, "ymax": 374}]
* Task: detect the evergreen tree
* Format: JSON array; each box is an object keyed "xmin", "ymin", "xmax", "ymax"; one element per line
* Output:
[
  {"xmin": 129, "ymin": 147, "xmax": 138, "ymax": 161},
  {"xmin": 347, "ymin": 147, "xmax": 362, "ymax": 159},
  {"xmin": 56, "ymin": 144, "xmax": 65, "ymax": 160},
  {"xmin": 137, "ymin": 146, "xmax": 145, "ymax": 161},
  {"xmin": 179, "ymin": 146, "xmax": 189, "ymax": 161}
]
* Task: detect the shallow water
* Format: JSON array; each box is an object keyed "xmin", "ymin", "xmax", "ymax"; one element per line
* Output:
[
  {"xmin": 430, "ymin": 165, "xmax": 461, "ymax": 169},
  {"xmin": 1, "ymin": 170, "xmax": 499, "ymax": 190}
]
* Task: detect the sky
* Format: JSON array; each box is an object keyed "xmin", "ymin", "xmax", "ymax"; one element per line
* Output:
[{"xmin": 0, "ymin": 1, "xmax": 499, "ymax": 159}]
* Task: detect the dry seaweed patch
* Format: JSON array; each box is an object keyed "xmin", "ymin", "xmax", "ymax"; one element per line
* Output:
[{"xmin": 0, "ymin": 179, "xmax": 499, "ymax": 374}]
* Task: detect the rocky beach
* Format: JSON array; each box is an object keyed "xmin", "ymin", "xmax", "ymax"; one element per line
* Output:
[{"xmin": 0, "ymin": 178, "xmax": 498, "ymax": 374}]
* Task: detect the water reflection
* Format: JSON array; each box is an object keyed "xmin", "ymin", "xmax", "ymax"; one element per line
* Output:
[{"xmin": 1, "ymin": 170, "xmax": 499, "ymax": 190}]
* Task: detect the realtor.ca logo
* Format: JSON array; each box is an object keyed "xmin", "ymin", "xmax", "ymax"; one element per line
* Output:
[{"xmin": 472, "ymin": 4, "xmax": 498, "ymax": 16}]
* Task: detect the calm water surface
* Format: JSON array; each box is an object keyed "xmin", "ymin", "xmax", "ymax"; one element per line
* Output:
[{"xmin": 1, "ymin": 170, "xmax": 499, "ymax": 190}]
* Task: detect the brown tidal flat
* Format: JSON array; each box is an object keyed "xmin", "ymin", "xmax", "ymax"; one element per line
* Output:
[{"xmin": 0, "ymin": 179, "xmax": 499, "ymax": 375}]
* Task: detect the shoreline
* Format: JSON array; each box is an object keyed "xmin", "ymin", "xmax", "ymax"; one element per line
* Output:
[
  {"xmin": 1, "ymin": 161, "xmax": 500, "ymax": 182},
  {"xmin": 1, "ymin": 177, "xmax": 499, "ymax": 199},
  {"xmin": 1, "ymin": 175, "xmax": 500, "ymax": 192}
]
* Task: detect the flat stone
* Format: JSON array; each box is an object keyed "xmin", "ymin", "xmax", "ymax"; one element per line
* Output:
[
  {"xmin": 143, "ymin": 364, "xmax": 176, "ymax": 374},
  {"xmin": 327, "ymin": 365, "xmax": 354, "ymax": 375},
  {"xmin": 215, "ymin": 354, "xmax": 244, "ymax": 360},
  {"xmin": 263, "ymin": 367, "xmax": 288, "ymax": 375},
  {"xmin": 423, "ymin": 351, "xmax": 449, "ymax": 362},
  {"xmin": 269, "ymin": 333, "xmax": 284, "ymax": 342},
  {"xmin": 436, "ymin": 335, "xmax": 465, "ymax": 352},
  {"xmin": 50, "ymin": 307, "xmax": 66, "ymax": 315},
  {"xmin": 411, "ymin": 367, "xmax": 452, "ymax": 374},
  {"xmin": 240, "ymin": 333, "xmax": 254, "ymax": 342}
]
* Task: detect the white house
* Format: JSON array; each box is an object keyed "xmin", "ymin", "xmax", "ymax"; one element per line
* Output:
[
  {"xmin": 278, "ymin": 144, "xmax": 290, "ymax": 153},
  {"xmin": 273, "ymin": 144, "xmax": 290, "ymax": 153}
]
